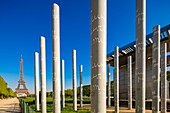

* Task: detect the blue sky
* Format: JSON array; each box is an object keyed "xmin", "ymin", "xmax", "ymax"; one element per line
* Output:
[{"xmin": 0, "ymin": 0, "xmax": 170, "ymax": 93}]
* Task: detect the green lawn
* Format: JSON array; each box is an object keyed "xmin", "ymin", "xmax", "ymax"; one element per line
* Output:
[{"xmin": 21, "ymin": 97, "xmax": 90, "ymax": 113}]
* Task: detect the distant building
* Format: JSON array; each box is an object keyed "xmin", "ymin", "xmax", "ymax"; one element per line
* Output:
[{"xmin": 107, "ymin": 24, "xmax": 170, "ymax": 99}]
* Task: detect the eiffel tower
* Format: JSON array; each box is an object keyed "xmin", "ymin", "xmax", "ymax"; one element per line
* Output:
[{"xmin": 15, "ymin": 55, "xmax": 29, "ymax": 97}]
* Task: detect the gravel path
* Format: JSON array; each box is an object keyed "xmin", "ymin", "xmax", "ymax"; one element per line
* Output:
[{"xmin": 0, "ymin": 98, "xmax": 21, "ymax": 113}]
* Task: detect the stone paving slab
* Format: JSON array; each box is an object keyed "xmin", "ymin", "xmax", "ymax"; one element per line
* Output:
[
  {"xmin": 0, "ymin": 98, "xmax": 21, "ymax": 113},
  {"xmin": 82, "ymin": 104, "xmax": 170, "ymax": 113}
]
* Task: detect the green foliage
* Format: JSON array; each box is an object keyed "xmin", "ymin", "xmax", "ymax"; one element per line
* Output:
[
  {"xmin": 22, "ymin": 97, "xmax": 90, "ymax": 113},
  {"xmin": 22, "ymin": 97, "xmax": 35, "ymax": 103},
  {"xmin": 47, "ymin": 92, "xmax": 52, "ymax": 97},
  {"xmin": 167, "ymin": 71, "xmax": 170, "ymax": 81},
  {"xmin": 7, "ymin": 88, "xmax": 16, "ymax": 97},
  {"xmin": 29, "ymin": 94, "xmax": 35, "ymax": 97},
  {"xmin": 65, "ymin": 89, "xmax": 73, "ymax": 97},
  {"xmin": 61, "ymin": 107, "xmax": 90, "ymax": 113},
  {"xmin": 77, "ymin": 81, "xmax": 114, "ymax": 97},
  {"xmin": 0, "ymin": 76, "xmax": 16, "ymax": 98},
  {"xmin": 40, "ymin": 80, "xmax": 114, "ymax": 99},
  {"xmin": 77, "ymin": 85, "xmax": 90, "ymax": 97},
  {"xmin": 0, "ymin": 76, "xmax": 8, "ymax": 97},
  {"xmin": 82, "ymin": 85, "xmax": 90, "ymax": 97}
]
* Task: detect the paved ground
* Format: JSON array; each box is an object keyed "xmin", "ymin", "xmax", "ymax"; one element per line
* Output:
[
  {"xmin": 0, "ymin": 98, "xmax": 168, "ymax": 113},
  {"xmin": 107, "ymin": 107, "xmax": 152, "ymax": 113},
  {"xmin": 82, "ymin": 104, "xmax": 170, "ymax": 113},
  {"xmin": 0, "ymin": 98, "xmax": 21, "ymax": 113}
]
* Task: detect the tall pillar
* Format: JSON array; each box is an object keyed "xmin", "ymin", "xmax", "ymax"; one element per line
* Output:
[
  {"xmin": 34, "ymin": 52, "xmax": 39, "ymax": 111},
  {"xmin": 107, "ymin": 64, "xmax": 111, "ymax": 107},
  {"xmin": 128, "ymin": 56, "xmax": 132, "ymax": 110},
  {"xmin": 114, "ymin": 46, "xmax": 119, "ymax": 113},
  {"xmin": 72, "ymin": 50, "xmax": 77, "ymax": 111},
  {"xmin": 80, "ymin": 65, "xmax": 83, "ymax": 108},
  {"xmin": 52, "ymin": 3, "xmax": 60, "ymax": 113},
  {"xmin": 161, "ymin": 43, "xmax": 167, "ymax": 113},
  {"xmin": 61, "ymin": 60, "xmax": 65, "ymax": 108},
  {"xmin": 91, "ymin": 0, "xmax": 107, "ymax": 112},
  {"xmin": 167, "ymin": 81, "xmax": 169, "ymax": 99},
  {"xmin": 152, "ymin": 25, "xmax": 160, "ymax": 113},
  {"xmin": 40, "ymin": 36, "xmax": 46, "ymax": 113},
  {"xmin": 135, "ymin": 0, "xmax": 146, "ymax": 112}
]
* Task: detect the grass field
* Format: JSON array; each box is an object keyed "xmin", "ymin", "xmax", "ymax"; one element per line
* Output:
[{"xmin": 21, "ymin": 97, "xmax": 91, "ymax": 113}]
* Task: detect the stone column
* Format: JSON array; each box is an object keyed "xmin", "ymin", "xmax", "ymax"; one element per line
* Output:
[
  {"xmin": 80, "ymin": 65, "xmax": 83, "ymax": 108},
  {"xmin": 107, "ymin": 64, "xmax": 111, "ymax": 107},
  {"xmin": 52, "ymin": 3, "xmax": 60, "ymax": 113},
  {"xmin": 152, "ymin": 25, "xmax": 160, "ymax": 113},
  {"xmin": 91, "ymin": 0, "xmax": 107, "ymax": 112},
  {"xmin": 61, "ymin": 60, "xmax": 65, "ymax": 108},
  {"xmin": 34, "ymin": 52, "xmax": 39, "ymax": 111},
  {"xmin": 114, "ymin": 46, "xmax": 119, "ymax": 113},
  {"xmin": 72, "ymin": 50, "xmax": 77, "ymax": 111},
  {"xmin": 40, "ymin": 36, "xmax": 46, "ymax": 113},
  {"xmin": 167, "ymin": 81, "xmax": 169, "ymax": 99},
  {"xmin": 161, "ymin": 43, "xmax": 167, "ymax": 113},
  {"xmin": 24, "ymin": 102, "xmax": 26, "ymax": 113},
  {"xmin": 128, "ymin": 56, "xmax": 132, "ymax": 110},
  {"xmin": 135, "ymin": 0, "xmax": 146, "ymax": 112}
]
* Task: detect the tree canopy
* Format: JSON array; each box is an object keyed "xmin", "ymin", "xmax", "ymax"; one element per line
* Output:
[{"xmin": 0, "ymin": 76, "xmax": 16, "ymax": 98}]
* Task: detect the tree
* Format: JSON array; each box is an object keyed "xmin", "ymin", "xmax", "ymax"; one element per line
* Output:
[
  {"xmin": 47, "ymin": 92, "xmax": 51, "ymax": 97},
  {"xmin": 65, "ymin": 89, "xmax": 73, "ymax": 97},
  {"xmin": 7, "ymin": 88, "xmax": 15, "ymax": 97},
  {"xmin": 83, "ymin": 85, "xmax": 90, "ymax": 97},
  {"xmin": 0, "ymin": 76, "xmax": 16, "ymax": 98},
  {"xmin": 0, "ymin": 76, "xmax": 8, "ymax": 97}
]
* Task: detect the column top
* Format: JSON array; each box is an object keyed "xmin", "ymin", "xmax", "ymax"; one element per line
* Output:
[
  {"xmin": 40, "ymin": 36, "xmax": 45, "ymax": 40},
  {"xmin": 80, "ymin": 65, "xmax": 83, "ymax": 72},
  {"xmin": 34, "ymin": 52, "xmax": 39, "ymax": 55},
  {"xmin": 72, "ymin": 49, "xmax": 76, "ymax": 53},
  {"xmin": 53, "ymin": 3, "xmax": 59, "ymax": 9}
]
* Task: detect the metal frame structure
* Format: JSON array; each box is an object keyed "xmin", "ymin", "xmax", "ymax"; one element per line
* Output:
[{"xmin": 107, "ymin": 24, "xmax": 170, "ymax": 65}]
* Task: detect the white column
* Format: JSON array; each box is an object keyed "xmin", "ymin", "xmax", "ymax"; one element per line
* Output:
[
  {"xmin": 161, "ymin": 43, "xmax": 167, "ymax": 113},
  {"xmin": 135, "ymin": 0, "xmax": 146, "ymax": 112},
  {"xmin": 80, "ymin": 65, "xmax": 83, "ymax": 108},
  {"xmin": 114, "ymin": 46, "xmax": 119, "ymax": 113},
  {"xmin": 34, "ymin": 52, "xmax": 39, "ymax": 111},
  {"xmin": 128, "ymin": 56, "xmax": 132, "ymax": 110},
  {"xmin": 61, "ymin": 60, "xmax": 65, "ymax": 108},
  {"xmin": 72, "ymin": 50, "xmax": 77, "ymax": 111},
  {"xmin": 107, "ymin": 64, "xmax": 111, "ymax": 107},
  {"xmin": 52, "ymin": 3, "xmax": 60, "ymax": 113},
  {"xmin": 152, "ymin": 25, "xmax": 160, "ymax": 113},
  {"xmin": 167, "ymin": 81, "xmax": 169, "ymax": 99},
  {"xmin": 91, "ymin": 0, "xmax": 107, "ymax": 112},
  {"xmin": 40, "ymin": 36, "xmax": 46, "ymax": 113}
]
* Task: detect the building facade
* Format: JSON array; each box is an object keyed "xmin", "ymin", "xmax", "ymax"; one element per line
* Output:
[{"xmin": 107, "ymin": 24, "xmax": 170, "ymax": 100}]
